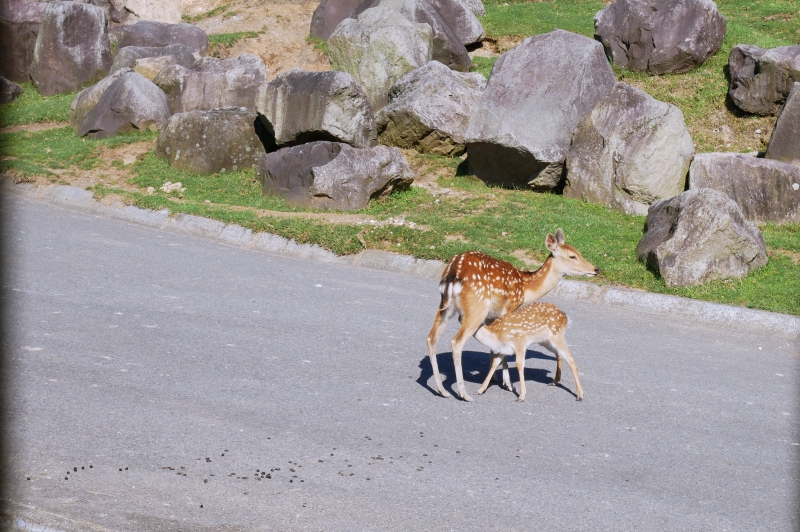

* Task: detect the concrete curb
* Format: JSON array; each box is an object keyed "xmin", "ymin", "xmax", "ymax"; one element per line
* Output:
[{"xmin": 4, "ymin": 180, "xmax": 799, "ymax": 339}]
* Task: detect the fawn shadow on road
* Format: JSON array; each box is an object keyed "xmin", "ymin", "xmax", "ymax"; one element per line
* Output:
[{"xmin": 417, "ymin": 349, "xmax": 577, "ymax": 400}]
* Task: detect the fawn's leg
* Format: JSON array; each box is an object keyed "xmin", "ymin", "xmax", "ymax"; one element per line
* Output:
[
  {"xmin": 514, "ymin": 346, "xmax": 527, "ymax": 402},
  {"xmin": 476, "ymin": 353, "xmax": 503, "ymax": 395},
  {"xmin": 551, "ymin": 336, "xmax": 583, "ymax": 401}
]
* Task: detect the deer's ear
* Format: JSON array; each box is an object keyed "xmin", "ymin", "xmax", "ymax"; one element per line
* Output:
[
  {"xmin": 546, "ymin": 232, "xmax": 557, "ymax": 252},
  {"xmin": 555, "ymin": 228, "xmax": 565, "ymax": 244}
]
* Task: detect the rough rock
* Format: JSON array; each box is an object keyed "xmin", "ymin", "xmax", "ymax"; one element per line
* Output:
[
  {"xmin": 427, "ymin": 0, "xmax": 484, "ymax": 46},
  {"xmin": 29, "ymin": 1, "xmax": 112, "ymax": 96},
  {"xmin": 309, "ymin": 0, "xmax": 363, "ymax": 41},
  {"xmin": 153, "ymin": 54, "xmax": 267, "ymax": 113},
  {"xmin": 77, "ymin": 71, "xmax": 172, "ymax": 138},
  {"xmin": 465, "ymin": 29, "xmax": 616, "ymax": 189},
  {"xmin": 110, "ymin": 44, "xmax": 196, "ymax": 74},
  {"xmin": 765, "ymin": 82, "xmax": 800, "ymax": 168},
  {"xmin": 636, "ymin": 189, "xmax": 768, "ymax": 287},
  {"xmin": 155, "ymin": 107, "xmax": 266, "ymax": 175},
  {"xmin": 258, "ymin": 142, "xmax": 415, "ymax": 210},
  {"xmin": 328, "ymin": 7, "xmax": 432, "ymax": 110},
  {"xmin": 564, "ymin": 83, "xmax": 694, "ymax": 215},
  {"xmin": 376, "ymin": 60, "xmax": 486, "ymax": 156},
  {"xmin": 350, "ymin": 0, "xmax": 470, "ymax": 72},
  {"xmin": 728, "ymin": 44, "xmax": 800, "ymax": 116},
  {"xmin": 133, "ymin": 55, "xmax": 183, "ymax": 80},
  {"xmin": 256, "ymin": 68, "xmax": 377, "ymax": 150},
  {"xmin": 594, "ymin": 0, "xmax": 726, "ymax": 75},
  {"xmin": 112, "ymin": 20, "xmax": 209, "ymax": 56},
  {"xmin": 0, "ymin": 75, "xmax": 24, "ymax": 104},
  {"xmin": 688, "ymin": 153, "xmax": 800, "ymax": 224},
  {"xmin": 463, "ymin": 0, "xmax": 484, "ymax": 17},
  {"xmin": 0, "ymin": 0, "xmax": 46, "ymax": 82},
  {"xmin": 87, "ymin": 0, "xmax": 130, "ymax": 26},
  {"xmin": 70, "ymin": 67, "xmax": 132, "ymax": 129},
  {"xmin": 258, "ymin": 141, "xmax": 343, "ymax": 204}
]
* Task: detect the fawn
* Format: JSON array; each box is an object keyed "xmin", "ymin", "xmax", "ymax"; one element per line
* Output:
[
  {"xmin": 473, "ymin": 302, "xmax": 583, "ymax": 402},
  {"xmin": 425, "ymin": 229, "xmax": 597, "ymax": 401}
]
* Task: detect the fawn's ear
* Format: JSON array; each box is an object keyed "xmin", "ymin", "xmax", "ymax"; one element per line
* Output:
[
  {"xmin": 546, "ymin": 232, "xmax": 558, "ymax": 252},
  {"xmin": 555, "ymin": 228, "xmax": 565, "ymax": 244}
]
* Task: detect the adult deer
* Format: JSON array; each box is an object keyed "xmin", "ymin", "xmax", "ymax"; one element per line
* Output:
[
  {"xmin": 473, "ymin": 302, "xmax": 583, "ymax": 402},
  {"xmin": 425, "ymin": 229, "xmax": 597, "ymax": 401}
]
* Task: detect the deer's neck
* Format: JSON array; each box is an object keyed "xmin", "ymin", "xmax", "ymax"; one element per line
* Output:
[{"xmin": 521, "ymin": 256, "xmax": 560, "ymax": 303}]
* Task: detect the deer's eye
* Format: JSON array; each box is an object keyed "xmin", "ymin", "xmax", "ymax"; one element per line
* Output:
[{"xmin": 569, "ymin": 255, "xmax": 577, "ymax": 260}]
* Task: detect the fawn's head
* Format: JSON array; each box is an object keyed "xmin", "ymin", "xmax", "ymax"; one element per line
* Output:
[{"xmin": 546, "ymin": 229, "xmax": 599, "ymax": 278}]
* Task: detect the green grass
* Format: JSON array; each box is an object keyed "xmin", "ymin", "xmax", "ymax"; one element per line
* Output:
[
  {"xmin": 305, "ymin": 35, "xmax": 329, "ymax": 56},
  {"xmin": 208, "ymin": 31, "xmax": 262, "ymax": 48},
  {"xmin": 0, "ymin": 127, "xmax": 157, "ymax": 176},
  {"xmin": 0, "ymin": 83, "xmax": 75, "ymax": 127}
]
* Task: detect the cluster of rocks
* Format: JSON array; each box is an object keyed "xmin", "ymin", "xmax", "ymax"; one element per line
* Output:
[
  {"xmin": 2, "ymin": 0, "xmax": 796, "ymax": 288},
  {"xmin": 0, "ymin": 0, "xmax": 183, "ymax": 98},
  {"xmin": 316, "ymin": 0, "xmax": 484, "ymax": 109}
]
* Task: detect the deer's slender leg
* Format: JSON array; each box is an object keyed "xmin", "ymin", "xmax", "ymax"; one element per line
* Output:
[
  {"xmin": 450, "ymin": 308, "xmax": 487, "ymax": 402},
  {"xmin": 426, "ymin": 305, "xmax": 452, "ymax": 398},
  {"xmin": 551, "ymin": 336, "xmax": 583, "ymax": 401},
  {"xmin": 500, "ymin": 355, "xmax": 513, "ymax": 391},
  {"xmin": 548, "ymin": 352, "xmax": 562, "ymax": 386},
  {"xmin": 476, "ymin": 353, "xmax": 503, "ymax": 395}
]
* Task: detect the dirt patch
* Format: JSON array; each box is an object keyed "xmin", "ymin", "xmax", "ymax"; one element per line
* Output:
[
  {"xmin": 511, "ymin": 249, "xmax": 545, "ymax": 269},
  {"xmin": 185, "ymin": 0, "xmax": 329, "ymax": 78},
  {"xmin": 0, "ymin": 121, "xmax": 70, "ymax": 134},
  {"xmin": 469, "ymin": 36, "xmax": 526, "ymax": 58}
]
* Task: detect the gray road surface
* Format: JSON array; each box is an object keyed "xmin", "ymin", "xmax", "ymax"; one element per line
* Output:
[{"xmin": 2, "ymin": 193, "xmax": 798, "ymax": 531}]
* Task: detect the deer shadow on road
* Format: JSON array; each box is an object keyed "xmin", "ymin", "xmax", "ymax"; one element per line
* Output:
[{"xmin": 417, "ymin": 348, "xmax": 576, "ymax": 400}]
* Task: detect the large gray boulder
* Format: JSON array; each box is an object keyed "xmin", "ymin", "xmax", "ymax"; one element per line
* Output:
[
  {"xmin": 258, "ymin": 142, "xmax": 415, "ymax": 210},
  {"xmin": 155, "ymin": 107, "xmax": 266, "ymax": 175},
  {"xmin": 464, "ymin": 29, "xmax": 617, "ymax": 189},
  {"xmin": 350, "ymin": 0, "xmax": 470, "ymax": 72},
  {"xmin": 728, "ymin": 44, "xmax": 800, "ymax": 116},
  {"xmin": 112, "ymin": 20, "xmax": 208, "ymax": 56},
  {"xmin": 464, "ymin": 0, "xmax": 484, "ymax": 17},
  {"xmin": 153, "ymin": 54, "xmax": 267, "ymax": 113},
  {"xmin": 309, "ymin": 0, "xmax": 363, "ymax": 41},
  {"xmin": 256, "ymin": 68, "xmax": 377, "ymax": 150},
  {"xmin": 376, "ymin": 60, "xmax": 486, "ymax": 156},
  {"xmin": 77, "ymin": 71, "xmax": 172, "ymax": 138},
  {"xmin": 765, "ymin": 82, "xmax": 800, "ymax": 168},
  {"xmin": 688, "ymin": 153, "xmax": 800, "ymax": 224},
  {"xmin": 110, "ymin": 44, "xmax": 196, "ymax": 74},
  {"xmin": 69, "ymin": 67, "xmax": 132, "ymax": 129},
  {"xmin": 328, "ymin": 7, "xmax": 432, "ymax": 110},
  {"xmin": 0, "ymin": 0, "xmax": 46, "ymax": 83},
  {"xmin": 258, "ymin": 141, "xmax": 344, "ymax": 205},
  {"xmin": 29, "ymin": 1, "xmax": 112, "ymax": 96},
  {"xmin": 0, "ymin": 75, "xmax": 23, "ymax": 104},
  {"xmin": 564, "ymin": 83, "xmax": 694, "ymax": 215},
  {"xmin": 636, "ymin": 189, "xmax": 768, "ymax": 287},
  {"xmin": 594, "ymin": 0, "xmax": 726, "ymax": 75},
  {"xmin": 427, "ymin": 0, "xmax": 484, "ymax": 46}
]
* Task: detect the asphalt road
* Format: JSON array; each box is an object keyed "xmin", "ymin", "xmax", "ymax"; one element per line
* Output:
[{"xmin": 2, "ymin": 193, "xmax": 798, "ymax": 531}]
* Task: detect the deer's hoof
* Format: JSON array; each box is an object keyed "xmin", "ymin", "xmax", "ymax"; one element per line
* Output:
[
  {"xmin": 439, "ymin": 389, "xmax": 452, "ymax": 399},
  {"xmin": 515, "ymin": 398, "xmax": 526, "ymax": 403},
  {"xmin": 576, "ymin": 396, "xmax": 583, "ymax": 402}
]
